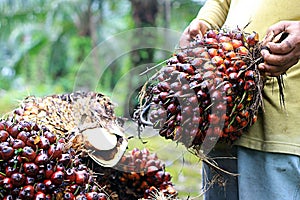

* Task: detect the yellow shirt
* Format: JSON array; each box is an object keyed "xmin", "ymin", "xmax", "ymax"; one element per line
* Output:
[{"xmin": 197, "ymin": 0, "xmax": 300, "ymax": 156}]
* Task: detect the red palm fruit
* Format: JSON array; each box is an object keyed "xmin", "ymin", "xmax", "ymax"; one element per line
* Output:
[
  {"xmin": 244, "ymin": 80, "xmax": 256, "ymax": 90},
  {"xmin": 37, "ymin": 169, "xmax": 45, "ymax": 181},
  {"xmin": 85, "ymin": 192, "xmax": 99, "ymax": 200},
  {"xmin": 206, "ymin": 29, "xmax": 218, "ymax": 39},
  {"xmin": 34, "ymin": 191, "xmax": 46, "ymax": 200},
  {"xmin": 157, "ymin": 82, "xmax": 170, "ymax": 92},
  {"xmin": 65, "ymin": 168, "xmax": 76, "ymax": 182},
  {"xmin": 58, "ymin": 153, "xmax": 71, "ymax": 166},
  {"xmin": 98, "ymin": 193, "xmax": 107, "ymax": 200},
  {"xmin": 64, "ymin": 192, "xmax": 75, "ymax": 200},
  {"xmin": 3, "ymin": 177, "xmax": 13, "ymax": 190},
  {"xmin": 204, "ymin": 38, "xmax": 218, "ymax": 48},
  {"xmin": 0, "ymin": 173, "xmax": 5, "ymax": 185},
  {"xmin": 231, "ymin": 39, "xmax": 243, "ymax": 49},
  {"xmin": 35, "ymin": 153, "xmax": 49, "ymax": 165},
  {"xmin": 246, "ymin": 32, "xmax": 259, "ymax": 47},
  {"xmin": 200, "ymin": 51, "xmax": 210, "ymax": 59},
  {"xmin": 218, "ymin": 35, "xmax": 231, "ymax": 43},
  {"xmin": 43, "ymin": 131, "xmax": 57, "ymax": 144},
  {"xmin": 0, "ymin": 130, "xmax": 9, "ymax": 142},
  {"xmin": 43, "ymin": 179, "xmax": 54, "ymax": 191},
  {"xmin": 207, "ymin": 48, "xmax": 218, "ymax": 57},
  {"xmin": 48, "ymin": 143, "xmax": 63, "ymax": 159},
  {"xmin": 1, "ymin": 146, "xmax": 14, "ymax": 160},
  {"xmin": 236, "ymin": 46, "xmax": 248, "ymax": 55},
  {"xmin": 229, "ymin": 72, "xmax": 238, "ymax": 81},
  {"xmin": 75, "ymin": 170, "xmax": 89, "ymax": 185},
  {"xmin": 234, "ymin": 59, "xmax": 245, "ymax": 68},
  {"xmin": 25, "ymin": 176, "xmax": 35, "ymax": 185},
  {"xmin": 176, "ymin": 52, "xmax": 188, "ymax": 63},
  {"xmin": 221, "ymin": 42, "xmax": 234, "ymax": 51},
  {"xmin": 35, "ymin": 182, "xmax": 47, "ymax": 193},
  {"xmin": 12, "ymin": 139, "xmax": 25, "ymax": 149},
  {"xmin": 26, "ymin": 136, "xmax": 36, "ymax": 150},
  {"xmin": 245, "ymin": 70, "xmax": 255, "ymax": 80},
  {"xmin": 217, "ymin": 48, "xmax": 225, "ymax": 58},
  {"xmin": 223, "ymin": 58, "xmax": 232, "ymax": 68},
  {"xmin": 167, "ymin": 103, "xmax": 177, "ymax": 114},
  {"xmin": 0, "ymin": 120, "xmax": 5, "ymax": 130},
  {"xmin": 197, "ymin": 90, "xmax": 208, "ymax": 101},
  {"xmin": 17, "ymin": 131, "xmax": 29, "ymax": 143},
  {"xmin": 45, "ymin": 163, "xmax": 54, "ymax": 179},
  {"xmin": 12, "ymin": 187, "xmax": 21, "ymax": 197},
  {"xmin": 225, "ymin": 51, "xmax": 237, "ymax": 59},
  {"xmin": 191, "ymin": 57, "xmax": 204, "ymax": 68},
  {"xmin": 24, "ymin": 162, "xmax": 39, "ymax": 176},
  {"xmin": 19, "ymin": 185, "xmax": 35, "ymax": 199},
  {"xmin": 211, "ymin": 56, "xmax": 224, "ymax": 66},
  {"xmin": 11, "ymin": 172, "xmax": 25, "ymax": 187},
  {"xmin": 9, "ymin": 157, "xmax": 22, "ymax": 169},
  {"xmin": 38, "ymin": 136, "xmax": 50, "ymax": 150},
  {"xmin": 183, "ymin": 64, "xmax": 195, "ymax": 75},
  {"xmin": 159, "ymin": 92, "xmax": 169, "ymax": 101},
  {"xmin": 5, "ymin": 166, "xmax": 17, "ymax": 177},
  {"xmin": 51, "ymin": 171, "xmax": 64, "ymax": 185},
  {"xmin": 170, "ymin": 81, "xmax": 182, "ymax": 91},
  {"xmin": 56, "ymin": 162, "xmax": 65, "ymax": 171}
]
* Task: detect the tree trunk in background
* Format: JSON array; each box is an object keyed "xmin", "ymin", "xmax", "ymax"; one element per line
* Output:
[{"xmin": 126, "ymin": 0, "xmax": 159, "ymax": 118}]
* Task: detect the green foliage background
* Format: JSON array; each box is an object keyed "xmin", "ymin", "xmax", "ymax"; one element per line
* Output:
[{"xmin": 0, "ymin": 0, "xmax": 205, "ymax": 198}]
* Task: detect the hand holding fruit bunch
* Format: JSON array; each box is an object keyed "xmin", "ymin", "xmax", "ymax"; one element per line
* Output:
[
  {"xmin": 137, "ymin": 26, "xmax": 266, "ymax": 150},
  {"xmin": 259, "ymin": 20, "xmax": 300, "ymax": 77}
]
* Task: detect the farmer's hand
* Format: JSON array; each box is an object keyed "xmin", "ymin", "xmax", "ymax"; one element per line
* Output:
[
  {"xmin": 179, "ymin": 19, "xmax": 209, "ymax": 48},
  {"xmin": 259, "ymin": 21, "xmax": 300, "ymax": 77}
]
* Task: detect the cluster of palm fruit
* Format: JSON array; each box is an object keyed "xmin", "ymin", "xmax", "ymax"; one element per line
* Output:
[
  {"xmin": 139, "ymin": 28, "xmax": 264, "ymax": 147},
  {"xmin": 87, "ymin": 147, "xmax": 177, "ymax": 199},
  {"xmin": 1, "ymin": 91, "xmax": 178, "ymax": 199},
  {"xmin": 0, "ymin": 118, "xmax": 108, "ymax": 200}
]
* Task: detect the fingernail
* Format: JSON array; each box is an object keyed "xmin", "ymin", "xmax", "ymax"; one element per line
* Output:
[{"xmin": 258, "ymin": 64, "xmax": 265, "ymax": 71}]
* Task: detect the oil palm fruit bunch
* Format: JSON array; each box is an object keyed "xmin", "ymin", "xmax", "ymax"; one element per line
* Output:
[
  {"xmin": 0, "ymin": 118, "xmax": 109, "ymax": 200},
  {"xmin": 12, "ymin": 91, "xmax": 128, "ymax": 167},
  {"xmin": 87, "ymin": 147, "xmax": 177, "ymax": 200},
  {"xmin": 137, "ymin": 28, "xmax": 265, "ymax": 148}
]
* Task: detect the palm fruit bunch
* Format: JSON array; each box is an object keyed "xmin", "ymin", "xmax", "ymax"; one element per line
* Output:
[
  {"xmin": 4, "ymin": 91, "xmax": 177, "ymax": 199},
  {"xmin": 0, "ymin": 118, "xmax": 109, "ymax": 200},
  {"xmin": 137, "ymin": 28, "xmax": 264, "ymax": 148},
  {"xmin": 87, "ymin": 147, "xmax": 177, "ymax": 200},
  {"xmin": 12, "ymin": 91, "xmax": 128, "ymax": 168}
]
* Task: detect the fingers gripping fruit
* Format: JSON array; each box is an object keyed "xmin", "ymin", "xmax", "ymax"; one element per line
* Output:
[{"xmin": 137, "ymin": 29, "xmax": 264, "ymax": 148}]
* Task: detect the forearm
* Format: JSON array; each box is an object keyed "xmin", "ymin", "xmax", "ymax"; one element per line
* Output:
[{"xmin": 197, "ymin": 0, "xmax": 231, "ymax": 29}]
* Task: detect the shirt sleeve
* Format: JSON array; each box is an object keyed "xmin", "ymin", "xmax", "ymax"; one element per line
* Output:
[{"xmin": 197, "ymin": 0, "xmax": 231, "ymax": 29}]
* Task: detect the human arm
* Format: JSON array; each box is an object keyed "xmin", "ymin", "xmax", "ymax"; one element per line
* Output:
[
  {"xmin": 179, "ymin": 0, "xmax": 231, "ymax": 47},
  {"xmin": 259, "ymin": 21, "xmax": 300, "ymax": 77}
]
